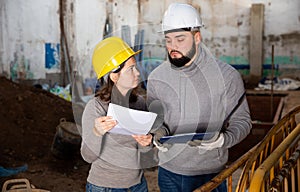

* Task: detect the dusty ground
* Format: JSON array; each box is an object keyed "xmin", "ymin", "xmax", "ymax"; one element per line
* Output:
[{"xmin": 0, "ymin": 76, "xmax": 159, "ymax": 191}]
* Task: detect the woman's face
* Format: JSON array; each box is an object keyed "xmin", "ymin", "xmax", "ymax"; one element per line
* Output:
[{"xmin": 113, "ymin": 56, "xmax": 140, "ymax": 91}]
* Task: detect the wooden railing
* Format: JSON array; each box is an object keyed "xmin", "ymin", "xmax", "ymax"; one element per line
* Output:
[{"xmin": 194, "ymin": 105, "xmax": 300, "ymax": 192}]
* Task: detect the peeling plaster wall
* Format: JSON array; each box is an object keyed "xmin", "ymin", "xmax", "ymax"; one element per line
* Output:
[
  {"xmin": 0, "ymin": 0, "xmax": 59, "ymax": 80},
  {"xmin": 262, "ymin": 0, "xmax": 300, "ymax": 77},
  {"xmin": 198, "ymin": 0, "xmax": 251, "ymax": 64},
  {"xmin": 199, "ymin": 0, "xmax": 299, "ymax": 76},
  {"xmin": 73, "ymin": 0, "xmax": 106, "ymax": 80},
  {"xmin": 138, "ymin": 0, "xmax": 166, "ymax": 61},
  {"xmin": 139, "ymin": 0, "xmax": 300, "ymax": 78},
  {"xmin": 111, "ymin": 0, "xmax": 139, "ymax": 44},
  {"xmin": 0, "ymin": 0, "xmax": 299, "ymax": 82},
  {"xmin": 74, "ymin": 0, "xmax": 140, "ymax": 80}
]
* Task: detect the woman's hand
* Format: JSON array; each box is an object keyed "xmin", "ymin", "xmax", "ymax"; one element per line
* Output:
[
  {"xmin": 132, "ymin": 134, "xmax": 153, "ymax": 146},
  {"xmin": 93, "ymin": 116, "xmax": 117, "ymax": 136}
]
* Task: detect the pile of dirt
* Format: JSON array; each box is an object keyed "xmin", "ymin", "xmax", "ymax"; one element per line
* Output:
[
  {"xmin": 0, "ymin": 76, "xmax": 89, "ymax": 191},
  {"xmin": 0, "ymin": 76, "xmax": 159, "ymax": 192}
]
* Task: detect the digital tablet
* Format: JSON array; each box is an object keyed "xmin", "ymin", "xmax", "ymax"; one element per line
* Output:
[{"xmin": 159, "ymin": 132, "xmax": 217, "ymax": 144}]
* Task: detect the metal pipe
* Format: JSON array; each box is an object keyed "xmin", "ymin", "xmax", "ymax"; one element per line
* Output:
[
  {"xmin": 271, "ymin": 45, "xmax": 274, "ymax": 121},
  {"xmin": 249, "ymin": 124, "xmax": 300, "ymax": 191},
  {"xmin": 194, "ymin": 146, "xmax": 256, "ymax": 192},
  {"xmin": 270, "ymin": 145, "xmax": 300, "ymax": 190}
]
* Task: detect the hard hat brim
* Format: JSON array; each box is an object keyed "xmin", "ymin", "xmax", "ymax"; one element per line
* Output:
[
  {"xmin": 157, "ymin": 26, "xmax": 202, "ymax": 34},
  {"xmin": 97, "ymin": 49, "xmax": 142, "ymax": 79}
]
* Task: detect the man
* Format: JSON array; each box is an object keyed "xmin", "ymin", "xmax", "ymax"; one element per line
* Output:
[{"xmin": 147, "ymin": 3, "xmax": 252, "ymax": 192}]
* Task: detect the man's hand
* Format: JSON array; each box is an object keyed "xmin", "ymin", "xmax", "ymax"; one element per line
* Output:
[
  {"xmin": 188, "ymin": 133, "xmax": 224, "ymax": 150},
  {"xmin": 152, "ymin": 128, "xmax": 171, "ymax": 152}
]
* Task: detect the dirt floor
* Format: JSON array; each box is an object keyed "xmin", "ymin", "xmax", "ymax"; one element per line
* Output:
[
  {"xmin": 1, "ymin": 76, "xmax": 300, "ymax": 192},
  {"xmin": 0, "ymin": 76, "xmax": 159, "ymax": 192}
]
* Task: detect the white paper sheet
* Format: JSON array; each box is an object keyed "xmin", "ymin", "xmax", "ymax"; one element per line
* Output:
[{"xmin": 107, "ymin": 103, "xmax": 157, "ymax": 135}]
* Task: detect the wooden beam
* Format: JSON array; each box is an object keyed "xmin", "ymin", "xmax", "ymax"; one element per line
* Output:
[{"xmin": 250, "ymin": 4, "xmax": 264, "ymax": 85}]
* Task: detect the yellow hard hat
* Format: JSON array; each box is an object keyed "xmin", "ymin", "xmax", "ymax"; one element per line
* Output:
[{"xmin": 92, "ymin": 36, "xmax": 141, "ymax": 79}]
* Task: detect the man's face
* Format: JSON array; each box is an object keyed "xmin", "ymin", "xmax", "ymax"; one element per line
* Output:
[{"xmin": 164, "ymin": 31, "xmax": 200, "ymax": 67}]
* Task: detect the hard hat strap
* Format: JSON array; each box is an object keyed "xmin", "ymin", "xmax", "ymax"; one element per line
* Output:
[{"xmin": 111, "ymin": 63, "xmax": 125, "ymax": 73}]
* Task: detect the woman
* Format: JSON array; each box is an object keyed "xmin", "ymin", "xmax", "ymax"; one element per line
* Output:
[{"xmin": 81, "ymin": 37, "xmax": 154, "ymax": 192}]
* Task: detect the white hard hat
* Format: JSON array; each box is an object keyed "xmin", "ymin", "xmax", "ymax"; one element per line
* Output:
[{"xmin": 161, "ymin": 3, "xmax": 203, "ymax": 33}]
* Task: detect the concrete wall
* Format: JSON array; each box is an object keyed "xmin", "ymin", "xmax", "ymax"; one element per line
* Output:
[
  {"xmin": 0, "ymin": 0, "xmax": 299, "ymax": 84},
  {"xmin": 263, "ymin": 0, "xmax": 300, "ymax": 77},
  {"xmin": 0, "ymin": 0, "xmax": 60, "ymax": 80},
  {"xmin": 72, "ymin": 0, "xmax": 107, "ymax": 82}
]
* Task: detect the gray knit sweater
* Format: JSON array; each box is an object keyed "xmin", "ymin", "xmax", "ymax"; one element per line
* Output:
[
  {"xmin": 147, "ymin": 43, "xmax": 252, "ymax": 176},
  {"xmin": 81, "ymin": 89, "xmax": 157, "ymax": 188}
]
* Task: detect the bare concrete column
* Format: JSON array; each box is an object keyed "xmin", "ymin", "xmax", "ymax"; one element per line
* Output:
[{"xmin": 250, "ymin": 4, "xmax": 264, "ymax": 85}]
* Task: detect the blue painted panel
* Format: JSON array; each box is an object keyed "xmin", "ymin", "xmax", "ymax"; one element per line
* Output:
[{"xmin": 45, "ymin": 43, "xmax": 60, "ymax": 69}]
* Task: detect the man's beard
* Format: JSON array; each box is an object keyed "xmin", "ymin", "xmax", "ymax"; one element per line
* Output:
[{"xmin": 168, "ymin": 42, "xmax": 196, "ymax": 68}]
